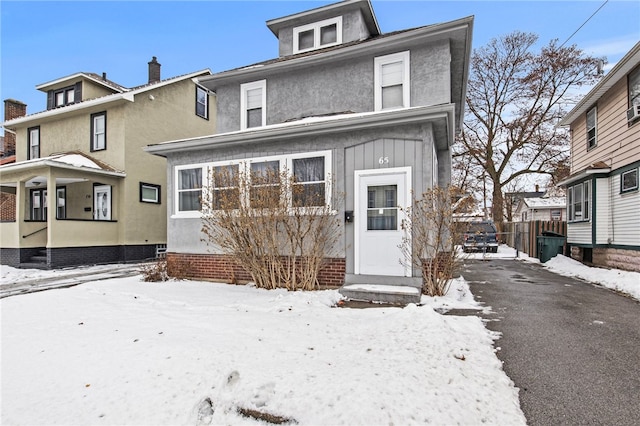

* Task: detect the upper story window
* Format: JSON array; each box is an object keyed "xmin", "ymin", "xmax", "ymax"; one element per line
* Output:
[
  {"xmin": 586, "ymin": 107, "xmax": 597, "ymax": 149},
  {"xmin": 374, "ymin": 51, "xmax": 410, "ymax": 111},
  {"xmin": 140, "ymin": 182, "xmax": 161, "ymax": 204},
  {"xmin": 568, "ymin": 180, "xmax": 591, "ymax": 222},
  {"xmin": 621, "ymin": 168, "xmax": 638, "ymax": 193},
  {"xmin": 48, "ymin": 83, "xmax": 81, "ymax": 110},
  {"xmin": 629, "ymin": 66, "xmax": 640, "ymax": 108},
  {"xmin": 55, "ymin": 87, "xmax": 75, "ymax": 107},
  {"xmin": 28, "ymin": 126, "xmax": 40, "ymax": 160},
  {"xmin": 196, "ymin": 86, "xmax": 209, "ymax": 119},
  {"xmin": 293, "ymin": 17, "xmax": 342, "ymax": 54},
  {"xmin": 241, "ymin": 80, "xmax": 266, "ymax": 130},
  {"xmin": 91, "ymin": 112, "xmax": 106, "ymax": 151}
]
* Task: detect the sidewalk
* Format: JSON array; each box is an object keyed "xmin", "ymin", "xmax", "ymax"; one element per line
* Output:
[{"xmin": 0, "ymin": 263, "xmax": 145, "ymax": 298}]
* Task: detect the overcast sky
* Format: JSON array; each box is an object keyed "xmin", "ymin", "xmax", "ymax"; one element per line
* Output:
[{"xmin": 1, "ymin": 0, "xmax": 639, "ymax": 122}]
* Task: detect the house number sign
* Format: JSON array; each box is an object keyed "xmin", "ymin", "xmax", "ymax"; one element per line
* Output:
[{"xmin": 378, "ymin": 156, "xmax": 389, "ymax": 165}]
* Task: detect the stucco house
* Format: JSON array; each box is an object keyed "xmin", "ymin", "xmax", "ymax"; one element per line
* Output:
[
  {"xmin": 0, "ymin": 58, "xmax": 214, "ymax": 268},
  {"xmin": 145, "ymin": 0, "xmax": 473, "ymax": 299},
  {"xmin": 558, "ymin": 42, "xmax": 640, "ymax": 272}
]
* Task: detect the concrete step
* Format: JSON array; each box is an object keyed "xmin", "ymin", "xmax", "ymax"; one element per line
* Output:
[
  {"xmin": 16, "ymin": 262, "xmax": 50, "ymax": 270},
  {"xmin": 344, "ymin": 274, "xmax": 422, "ymax": 289},
  {"xmin": 30, "ymin": 255, "xmax": 48, "ymax": 263},
  {"xmin": 339, "ymin": 283, "xmax": 421, "ymax": 305}
]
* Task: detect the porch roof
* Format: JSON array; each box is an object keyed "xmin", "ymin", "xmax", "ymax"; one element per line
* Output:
[
  {"xmin": 0, "ymin": 152, "xmax": 126, "ymax": 182},
  {"xmin": 145, "ymin": 104, "xmax": 455, "ymax": 156}
]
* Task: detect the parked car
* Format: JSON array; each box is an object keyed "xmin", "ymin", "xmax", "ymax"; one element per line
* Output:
[{"xmin": 462, "ymin": 221, "xmax": 499, "ymax": 253}]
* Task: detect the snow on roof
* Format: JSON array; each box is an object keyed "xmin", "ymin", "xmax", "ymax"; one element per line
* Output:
[{"xmin": 524, "ymin": 196, "xmax": 566, "ymax": 208}]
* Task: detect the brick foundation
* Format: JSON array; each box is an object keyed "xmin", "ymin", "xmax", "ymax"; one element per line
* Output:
[{"xmin": 166, "ymin": 252, "xmax": 346, "ymax": 288}]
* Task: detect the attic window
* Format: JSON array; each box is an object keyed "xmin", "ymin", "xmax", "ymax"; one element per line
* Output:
[{"xmin": 293, "ymin": 17, "xmax": 342, "ymax": 54}]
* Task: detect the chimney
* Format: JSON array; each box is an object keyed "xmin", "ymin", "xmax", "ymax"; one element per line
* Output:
[
  {"xmin": 3, "ymin": 99, "xmax": 27, "ymax": 156},
  {"xmin": 102, "ymin": 72, "xmax": 107, "ymax": 81},
  {"xmin": 148, "ymin": 56, "xmax": 161, "ymax": 84}
]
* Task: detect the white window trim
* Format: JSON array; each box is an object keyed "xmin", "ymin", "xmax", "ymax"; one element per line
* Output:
[
  {"xmin": 293, "ymin": 16, "xmax": 342, "ymax": 54},
  {"xmin": 174, "ymin": 163, "xmax": 207, "ymax": 218},
  {"xmin": 172, "ymin": 151, "xmax": 332, "ymax": 218},
  {"xmin": 568, "ymin": 180, "xmax": 591, "ymax": 223},
  {"xmin": 240, "ymin": 80, "xmax": 266, "ymax": 130},
  {"xmin": 374, "ymin": 51, "xmax": 411, "ymax": 111}
]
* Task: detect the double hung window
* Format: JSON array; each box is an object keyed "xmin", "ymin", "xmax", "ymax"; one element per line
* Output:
[
  {"xmin": 56, "ymin": 187, "xmax": 66, "ymax": 219},
  {"xmin": 177, "ymin": 167, "xmax": 203, "ymax": 213},
  {"xmin": 629, "ymin": 67, "xmax": 640, "ymax": 108},
  {"xmin": 55, "ymin": 87, "xmax": 75, "ymax": 107},
  {"xmin": 241, "ymin": 80, "xmax": 266, "ymax": 129},
  {"xmin": 30, "ymin": 189, "xmax": 47, "ymax": 221},
  {"xmin": 91, "ymin": 112, "xmax": 106, "ymax": 151},
  {"xmin": 586, "ymin": 107, "xmax": 597, "ymax": 149},
  {"xmin": 250, "ymin": 161, "xmax": 281, "ymax": 208},
  {"xmin": 568, "ymin": 181, "xmax": 591, "ymax": 222},
  {"xmin": 196, "ymin": 86, "xmax": 209, "ymax": 119},
  {"xmin": 374, "ymin": 51, "xmax": 410, "ymax": 111},
  {"xmin": 28, "ymin": 126, "xmax": 40, "ymax": 160},
  {"xmin": 293, "ymin": 17, "xmax": 342, "ymax": 54},
  {"xmin": 211, "ymin": 165, "xmax": 240, "ymax": 209},
  {"xmin": 292, "ymin": 156, "xmax": 325, "ymax": 207}
]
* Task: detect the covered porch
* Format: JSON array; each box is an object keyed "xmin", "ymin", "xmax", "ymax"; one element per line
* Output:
[{"xmin": 0, "ymin": 153, "xmax": 125, "ymax": 268}]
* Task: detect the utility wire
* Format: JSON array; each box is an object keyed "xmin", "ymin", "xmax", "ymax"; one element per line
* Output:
[{"xmin": 560, "ymin": 0, "xmax": 609, "ymax": 48}]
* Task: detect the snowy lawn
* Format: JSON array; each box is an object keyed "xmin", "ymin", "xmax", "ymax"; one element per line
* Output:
[{"xmin": 1, "ymin": 273, "xmax": 525, "ymax": 425}]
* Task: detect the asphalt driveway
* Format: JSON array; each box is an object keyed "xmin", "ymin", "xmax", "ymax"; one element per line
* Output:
[{"xmin": 461, "ymin": 259, "xmax": 640, "ymax": 426}]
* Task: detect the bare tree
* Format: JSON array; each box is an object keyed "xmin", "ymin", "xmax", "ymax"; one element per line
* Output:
[
  {"xmin": 458, "ymin": 31, "xmax": 601, "ymax": 229},
  {"xmin": 399, "ymin": 186, "xmax": 471, "ymax": 297}
]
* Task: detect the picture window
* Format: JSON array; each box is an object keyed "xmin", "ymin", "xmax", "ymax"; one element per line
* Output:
[{"xmin": 140, "ymin": 182, "xmax": 161, "ymax": 204}]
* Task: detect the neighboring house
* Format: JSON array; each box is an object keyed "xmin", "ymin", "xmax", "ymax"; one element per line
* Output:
[
  {"xmin": 504, "ymin": 188, "xmax": 544, "ymax": 222},
  {"xmin": 514, "ymin": 196, "xmax": 566, "ymax": 222},
  {"xmin": 0, "ymin": 58, "xmax": 215, "ymax": 268},
  {"xmin": 146, "ymin": 0, "xmax": 473, "ymax": 291},
  {"xmin": 558, "ymin": 42, "xmax": 640, "ymax": 272}
]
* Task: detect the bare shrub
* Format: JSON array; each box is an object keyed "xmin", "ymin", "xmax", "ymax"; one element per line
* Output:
[
  {"xmin": 140, "ymin": 260, "xmax": 168, "ymax": 282},
  {"xmin": 400, "ymin": 186, "xmax": 470, "ymax": 296},
  {"xmin": 201, "ymin": 164, "xmax": 341, "ymax": 291}
]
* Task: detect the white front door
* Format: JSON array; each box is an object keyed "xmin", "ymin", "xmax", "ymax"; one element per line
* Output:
[
  {"xmin": 355, "ymin": 167, "xmax": 411, "ymax": 276},
  {"xmin": 94, "ymin": 185, "xmax": 111, "ymax": 220}
]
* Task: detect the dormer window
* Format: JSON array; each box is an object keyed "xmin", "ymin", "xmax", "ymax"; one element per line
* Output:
[
  {"xmin": 47, "ymin": 82, "xmax": 81, "ymax": 110},
  {"xmin": 293, "ymin": 17, "xmax": 342, "ymax": 54},
  {"xmin": 55, "ymin": 87, "xmax": 75, "ymax": 107}
]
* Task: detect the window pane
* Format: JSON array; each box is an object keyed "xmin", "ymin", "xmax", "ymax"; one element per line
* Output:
[
  {"xmin": 381, "ymin": 61, "xmax": 403, "ymax": 86},
  {"xmin": 142, "ymin": 186, "xmax": 158, "ymax": 202},
  {"xmin": 251, "ymin": 161, "xmax": 279, "ymax": 184},
  {"xmin": 179, "ymin": 168, "xmax": 202, "ymax": 190},
  {"xmin": 179, "ymin": 191, "xmax": 201, "ymax": 211},
  {"xmin": 250, "ymin": 186, "xmax": 280, "ymax": 208},
  {"xmin": 293, "ymin": 157, "xmax": 324, "ymax": 182},
  {"xmin": 212, "ymin": 165, "xmax": 239, "ymax": 188},
  {"xmin": 247, "ymin": 108, "xmax": 262, "ymax": 128},
  {"xmin": 573, "ymin": 184, "xmax": 582, "ymax": 219},
  {"xmin": 622, "ymin": 169, "xmax": 638, "ymax": 191},
  {"xmin": 298, "ymin": 29, "xmax": 314, "ymax": 50},
  {"xmin": 630, "ymin": 68, "xmax": 640, "ymax": 106},
  {"xmin": 213, "ymin": 188, "xmax": 240, "ymax": 210},
  {"xmin": 320, "ymin": 24, "xmax": 337, "ymax": 45},
  {"xmin": 66, "ymin": 89, "xmax": 75, "ymax": 104},
  {"xmin": 56, "ymin": 92, "xmax": 65, "ymax": 106},
  {"xmin": 382, "ymin": 85, "xmax": 404, "ymax": 109},
  {"xmin": 367, "ymin": 185, "xmax": 397, "ymax": 230},
  {"xmin": 583, "ymin": 182, "xmax": 590, "ymax": 220},
  {"xmin": 292, "ymin": 183, "xmax": 325, "ymax": 207},
  {"xmin": 196, "ymin": 87, "xmax": 208, "ymax": 118},
  {"xmin": 246, "ymin": 88, "xmax": 262, "ymax": 109}
]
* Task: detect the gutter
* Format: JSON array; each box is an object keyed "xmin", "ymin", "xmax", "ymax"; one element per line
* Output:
[{"xmin": 556, "ymin": 167, "xmax": 611, "ymax": 187}]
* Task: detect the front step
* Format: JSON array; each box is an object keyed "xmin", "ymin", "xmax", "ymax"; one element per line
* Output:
[
  {"xmin": 339, "ymin": 284, "xmax": 421, "ymax": 305},
  {"xmin": 340, "ymin": 274, "xmax": 422, "ymax": 304}
]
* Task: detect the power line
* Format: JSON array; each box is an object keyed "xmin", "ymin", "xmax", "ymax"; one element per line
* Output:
[{"xmin": 560, "ymin": 0, "xmax": 609, "ymax": 48}]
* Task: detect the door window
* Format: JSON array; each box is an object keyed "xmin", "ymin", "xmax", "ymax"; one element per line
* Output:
[{"xmin": 366, "ymin": 185, "xmax": 397, "ymax": 230}]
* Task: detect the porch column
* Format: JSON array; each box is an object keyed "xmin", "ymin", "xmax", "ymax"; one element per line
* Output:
[
  {"xmin": 46, "ymin": 168, "xmax": 56, "ymax": 249},
  {"xmin": 15, "ymin": 179, "xmax": 26, "ymax": 240}
]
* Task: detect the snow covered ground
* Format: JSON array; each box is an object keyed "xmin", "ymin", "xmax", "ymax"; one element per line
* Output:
[{"xmin": 1, "ymin": 246, "xmax": 637, "ymax": 425}]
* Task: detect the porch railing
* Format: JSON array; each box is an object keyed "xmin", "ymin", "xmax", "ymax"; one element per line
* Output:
[{"xmin": 22, "ymin": 226, "xmax": 47, "ymax": 239}]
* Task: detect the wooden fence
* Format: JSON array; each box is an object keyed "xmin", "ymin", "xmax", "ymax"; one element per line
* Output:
[{"xmin": 502, "ymin": 220, "xmax": 567, "ymax": 258}]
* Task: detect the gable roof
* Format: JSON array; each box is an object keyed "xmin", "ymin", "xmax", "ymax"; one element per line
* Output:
[
  {"xmin": 559, "ymin": 42, "xmax": 640, "ymax": 126},
  {"xmin": 2, "ymin": 69, "xmax": 212, "ymax": 128}
]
